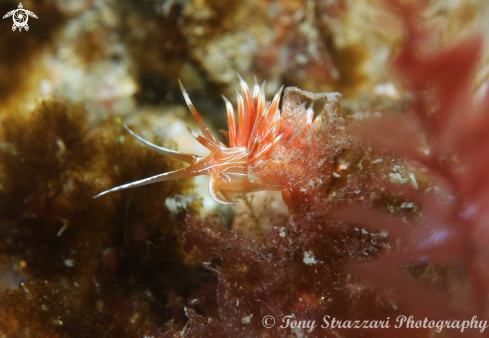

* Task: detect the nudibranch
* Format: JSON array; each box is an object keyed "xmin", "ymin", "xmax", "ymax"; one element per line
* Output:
[{"xmin": 94, "ymin": 76, "xmax": 294, "ymax": 205}]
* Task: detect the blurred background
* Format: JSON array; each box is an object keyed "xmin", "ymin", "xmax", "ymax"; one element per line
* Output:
[
  {"xmin": 0, "ymin": 0, "xmax": 489, "ymax": 336},
  {"xmin": 1, "ymin": 0, "xmax": 488, "ymax": 213},
  {"xmin": 0, "ymin": 0, "xmax": 487, "ymax": 122}
]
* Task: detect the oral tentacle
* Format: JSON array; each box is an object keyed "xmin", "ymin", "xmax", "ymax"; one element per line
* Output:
[
  {"xmin": 124, "ymin": 125, "xmax": 198, "ymax": 164},
  {"xmin": 94, "ymin": 159, "xmax": 209, "ymax": 198}
]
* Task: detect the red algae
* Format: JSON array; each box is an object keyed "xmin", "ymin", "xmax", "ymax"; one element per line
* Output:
[
  {"xmin": 162, "ymin": 2, "xmax": 489, "ymax": 338},
  {"xmin": 173, "ymin": 212, "xmax": 395, "ymax": 338},
  {"xmin": 251, "ymin": 86, "xmax": 347, "ymax": 209}
]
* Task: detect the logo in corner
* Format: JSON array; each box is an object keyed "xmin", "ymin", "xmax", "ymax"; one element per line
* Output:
[{"xmin": 2, "ymin": 3, "xmax": 38, "ymax": 32}]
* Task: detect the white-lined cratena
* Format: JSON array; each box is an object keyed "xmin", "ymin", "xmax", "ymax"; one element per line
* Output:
[{"xmin": 94, "ymin": 76, "xmax": 296, "ymax": 205}]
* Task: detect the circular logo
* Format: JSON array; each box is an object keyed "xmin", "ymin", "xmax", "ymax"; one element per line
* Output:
[
  {"xmin": 262, "ymin": 315, "xmax": 275, "ymax": 328},
  {"xmin": 13, "ymin": 10, "xmax": 27, "ymax": 26}
]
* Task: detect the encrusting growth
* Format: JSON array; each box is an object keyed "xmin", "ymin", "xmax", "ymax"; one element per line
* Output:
[{"xmin": 95, "ymin": 76, "xmax": 296, "ymax": 205}]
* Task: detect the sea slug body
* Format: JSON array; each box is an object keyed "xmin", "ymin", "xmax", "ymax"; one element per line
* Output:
[{"xmin": 95, "ymin": 76, "xmax": 345, "ymax": 206}]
